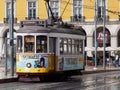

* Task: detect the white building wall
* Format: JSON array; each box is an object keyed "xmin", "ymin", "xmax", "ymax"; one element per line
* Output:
[
  {"xmin": 82, "ymin": 25, "xmax": 94, "ymax": 47},
  {"xmin": 0, "ymin": 25, "xmax": 19, "ymax": 58},
  {"xmin": 106, "ymin": 25, "xmax": 119, "ymax": 48},
  {"xmin": 87, "ymin": 36, "xmax": 93, "ymax": 47},
  {"xmin": 111, "ymin": 36, "xmax": 117, "ymax": 47},
  {"xmin": 83, "ymin": 24, "xmax": 120, "ymax": 48},
  {"xmin": 0, "ymin": 27, "xmax": 6, "ymax": 57}
]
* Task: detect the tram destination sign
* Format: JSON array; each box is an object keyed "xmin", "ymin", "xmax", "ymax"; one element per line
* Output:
[
  {"xmin": 21, "ymin": 21, "xmax": 38, "ymax": 25},
  {"xmin": 21, "ymin": 20, "xmax": 46, "ymax": 26}
]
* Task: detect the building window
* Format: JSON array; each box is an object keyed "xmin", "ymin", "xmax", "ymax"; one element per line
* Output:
[
  {"xmin": 97, "ymin": 0, "xmax": 107, "ymax": 19},
  {"xmin": 5, "ymin": 1, "xmax": 16, "ymax": 23},
  {"xmin": 73, "ymin": 0, "xmax": 82, "ymax": 21},
  {"xmin": 49, "ymin": 0, "xmax": 59, "ymax": 17},
  {"xmin": 28, "ymin": 1, "xmax": 36, "ymax": 19},
  {"xmin": 6, "ymin": 2, "xmax": 11, "ymax": 19},
  {"xmin": 6, "ymin": 1, "xmax": 15, "ymax": 18}
]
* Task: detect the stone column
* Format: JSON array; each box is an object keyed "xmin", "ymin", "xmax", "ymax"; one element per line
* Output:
[
  {"xmin": 0, "ymin": 37, "xmax": 3, "ymax": 57},
  {"xmin": 87, "ymin": 35, "xmax": 93, "ymax": 47},
  {"xmin": 111, "ymin": 35, "xmax": 117, "ymax": 47},
  {"xmin": 86, "ymin": 35, "xmax": 93, "ymax": 57}
]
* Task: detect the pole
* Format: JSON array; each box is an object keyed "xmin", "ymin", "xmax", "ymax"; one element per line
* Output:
[
  {"xmin": 9, "ymin": 0, "xmax": 14, "ymax": 76},
  {"xmin": 103, "ymin": 0, "xmax": 106, "ymax": 70},
  {"xmin": 5, "ymin": 38, "xmax": 7, "ymax": 76},
  {"xmin": 94, "ymin": 0, "xmax": 97, "ymax": 70}
]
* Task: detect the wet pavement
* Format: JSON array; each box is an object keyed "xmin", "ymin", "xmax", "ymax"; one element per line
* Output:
[
  {"xmin": 0, "ymin": 65, "xmax": 119, "ymax": 83},
  {"xmin": 0, "ymin": 71, "xmax": 119, "ymax": 90},
  {"xmin": 79, "ymin": 71, "xmax": 120, "ymax": 90}
]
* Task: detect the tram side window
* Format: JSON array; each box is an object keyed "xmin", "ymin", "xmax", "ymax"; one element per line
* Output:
[
  {"xmin": 36, "ymin": 36, "xmax": 47, "ymax": 53},
  {"xmin": 60, "ymin": 38, "xmax": 83, "ymax": 55},
  {"xmin": 79, "ymin": 40, "xmax": 83, "ymax": 54},
  {"xmin": 17, "ymin": 36, "xmax": 22, "ymax": 52},
  {"xmin": 60, "ymin": 38, "xmax": 63, "ymax": 54},
  {"xmin": 60, "ymin": 38, "xmax": 68, "ymax": 55},
  {"xmin": 68, "ymin": 39, "xmax": 72, "ymax": 54},
  {"xmin": 74, "ymin": 39, "xmax": 79, "ymax": 54},
  {"xmin": 63, "ymin": 39, "xmax": 68, "ymax": 54},
  {"xmin": 24, "ymin": 36, "xmax": 34, "ymax": 52}
]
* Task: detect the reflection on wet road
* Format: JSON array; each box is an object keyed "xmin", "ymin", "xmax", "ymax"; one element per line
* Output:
[
  {"xmin": 0, "ymin": 71, "xmax": 119, "ymax": 90},
  {"xmin": 74, "ymin": 71, "xmax": 120, "ymax": 90}
]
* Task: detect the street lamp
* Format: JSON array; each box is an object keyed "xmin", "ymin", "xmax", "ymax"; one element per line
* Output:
[
  {"xmin": 9, "ymin": 0, "xmax": 14, "ymax": 76},
  {"xmin": 94, "ymin": 0, "xmax": 97, "ymax": 70},
  {"xmin": 103, "ymin": 0, "xmax": 106, "ymax": 70}
]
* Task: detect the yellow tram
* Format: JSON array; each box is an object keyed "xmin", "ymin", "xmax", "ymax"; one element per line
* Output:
[{"xmin": 16, "ymin": 20, "xmax": 85, "ymax": 81}]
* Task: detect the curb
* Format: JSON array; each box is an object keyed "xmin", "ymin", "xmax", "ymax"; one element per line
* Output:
[
  {"xmin": 82, "ymin": 69, "xmax": 120, "ymax": 74},
  {"xmin": 0, "ymin": 77, "xmax": 18, "ymax": 83}
]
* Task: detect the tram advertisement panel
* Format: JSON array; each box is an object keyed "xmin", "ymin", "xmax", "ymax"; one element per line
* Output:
[
  {"xmin": 58, "ymin": 57, "xmax": 83, "ymax": 71},
  {"xmin": 17, "ymin": 54, "xmax": 48, "ymax": 68}
]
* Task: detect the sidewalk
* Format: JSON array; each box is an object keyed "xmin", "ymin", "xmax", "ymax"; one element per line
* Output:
[
  {"xmin": 0, "ymin": 68, "xmax": 17, "ymax": 83},
  {"xmin": 0, "ymin": 65, "xmax": 119, "ymax": 82},
  {"xmin": 82, "ymin": 65, "xmax": 120, "ymax": 74}
]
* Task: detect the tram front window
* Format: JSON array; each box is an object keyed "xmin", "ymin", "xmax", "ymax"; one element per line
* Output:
[
  {"xmin": 17, "ymin": 36, "xmax": 22, "ymax": 52},
  {"xmin": 36, "ymin": 36, "xmax": 47, "ymax": 53},
  {"xmin": 24, "ymin": 36, "xmax": 34, "ymax": 52}
]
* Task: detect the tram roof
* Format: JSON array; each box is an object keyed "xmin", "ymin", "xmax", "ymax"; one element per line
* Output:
[{"xmin": 17, "ymin": 25, "xmax": 85, "ymax": 36}]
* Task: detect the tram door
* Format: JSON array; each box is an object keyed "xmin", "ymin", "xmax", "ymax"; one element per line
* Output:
[
  {"xmin": 49, "ymin": 37, "xmax": 56, "ymax": 70},
  {"xmin": 49, "ymin": 37, "xmax": 56, "ymax": 54}
]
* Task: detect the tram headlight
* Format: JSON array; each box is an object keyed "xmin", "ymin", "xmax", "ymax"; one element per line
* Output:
[{"xmin": 26, "ymin": 63, "xmax": 32, "ymax": 68}]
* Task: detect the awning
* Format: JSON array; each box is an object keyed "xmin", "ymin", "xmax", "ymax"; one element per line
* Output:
[
  {"xmin": 97, "ymin": 47, "xmax": 117, "ymax": 51},
  {"xmin": 85, "ymin": 47, "xmax": 118, "ymax": 51},
  {"xmin": 106, "ymin": 47, "xmax": 117, "ymax": 51},
  {"xmin": 85, "ymin": 47, "xmax": 95, "ymax": 51},
  {"xmin": 97, "ymin": 47, "xmax": 103, "ymax": 51}
]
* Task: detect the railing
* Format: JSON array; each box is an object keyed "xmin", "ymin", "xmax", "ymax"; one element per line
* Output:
[
  {"xmin": 3, "ymin": 18, "xmax": 17, "ymax": 24},
  {"xmin": 70, "ymin": 15, "xmax": 118, "ymax": 25},
  {"xmin": 70, "ymin": 16, "xmax": 85, "ymax": 22},
  {"xmin": 97, "ymin": 15, "xmax": 109, "ymax": 22},
  {"xmin": 25, "ymin": 17, "xmax": 39, "ymax": 20}
]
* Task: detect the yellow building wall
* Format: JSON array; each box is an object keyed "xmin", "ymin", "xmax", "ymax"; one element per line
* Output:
[
  {"xmin": 108, "ymin": 0, "xmax": 119, "ymax": 19},
  {"xmin": 84, "ymin": 0, "xmax": 94, "ymax": 20},
  {"xmin": 0, "ymin": 0, "xmax": 5, "ymax": 21},
  {"xmin": 16, "ymin": 0, "xmax": 27, "ymax": 20},
  {"xmin": 16, "ymin": 0, "xmax": 48, "ymax": 20},
  {"xmin": 84, "ymin": 0, "xmax": 119, "ymax": 20},
  {"xmin": 60, "ymin": 0, "xmax": 72, "ymax": 21},
  {"xmin": 38, "ymin": 0, "xmax": 48, "ymax": 19},
  {"xmin": 0, "ymin": 0, "xmax": 120, "ymax": 22}
]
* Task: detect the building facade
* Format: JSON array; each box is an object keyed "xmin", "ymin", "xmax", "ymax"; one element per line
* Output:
[{"xmin": 0, "ymin": 0, "xmax": 120, "ymax": 59}]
